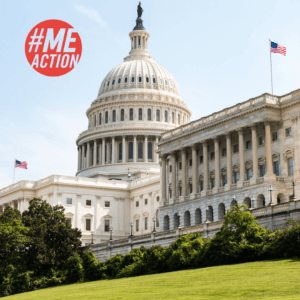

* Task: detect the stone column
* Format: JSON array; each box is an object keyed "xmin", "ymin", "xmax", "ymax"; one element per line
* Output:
[
  {"xmin": 292, "ymin": 117, "xmax": 300, "ymax": 174},
  {"xmin": 191, "ymin": 144, "xmax": 198, "ymax": 198},
  {"xmin": 162, "ymin": 155, "xmax": 167, "ymax": 201},
  {"xmin": 93, "ymin": 140, "xmax": 97, "ymax": 167},
  {"xmin": 238, "ymin": 129, "xmax": 245, "ymax": 187},
  {"xmin": 265, "ymin": 122, "xmax": 273, "ymax": 177},
  {"xmin": 107, "ymin": 141, "xmax": 111, "ymax": 164},
  {"xmin": 251, "ymin": 125, "xmax": 258, "ymax": 183},
  {"xmin": 102, "ymin": 138, "xmax": 105, "ymax": 165},
  {"xmin": 171, "ymin": 152, "xmax": 176, "ymax": 201},
  {"xmin": 78, "ymin": 146, "xmax": 82, "ymax": 171},
  {"xmin": 111, "ymin": 137, "xmax": 115, "ymax": 164},
  {"xmin": 202, "ymin": 141, "xmax": 209, "ymax": 195},
  {"xmin": 81, "ymin": 143, "xmax": 85, "ymax": 169},
  {"xmin": 225, "ymin": 133, "xmax": 232, "ymax": 189},
  {"xmin": 87, "ymin": 142, "xmax": 91, "ymax": 168},
  {"xmin": 181, "ymin": 148, "xmax": 187, "ymax": 200},
  {"xmin": 133, "ymin": 135, "xmax": 137, "ymax": 162},
  {"xmin": 155, "ymin": 136, "xmax": 159, "ymax": 162},
  {"xmin": 144, "ymin": 135, "xmax": 148, "ymax": 163},
  {"xmin": 122, "ymin": 135, "xmax": 126, "ymax": 163},
  {"xmin": 214, "ymin": 137, "xmax": 220, "ymax": 192},
  {"xmin": 98, "ymin": 144, "xmax": 101, "ymax": 165}
]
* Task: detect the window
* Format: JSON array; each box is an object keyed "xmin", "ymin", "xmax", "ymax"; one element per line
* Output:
[
  {"xmin": 118, "ymin": 78, "xmax": 121, "ymax": 84},
  {"xmin": 105, "ymin": 201, "xmax": 110, "ymax": 207},
  {"xmin": 223, "ymin": 175, "xmax": 227, "ymax": 186},
  {"xmin": 288, "ymin": 158, "xmax": 294, "ymax": 175},
  {"xmin": 139, "ymin": 108, "xmax": 143, "ymax": 120},
  {"xmin": 136, "ymin": 219, "xmax": 139, "ymax": 231},
  {"xmin": 156, "ymin": 109, "xmax": 160, "ymax": 121},
  {"xmin": 210, "ymin": 152, "xmax": 215, "ymax": 160},
  {"xmin": 260, "ymin": 165, "xmax": 266, "ymax": 177},
  {"xmin": 247, "ymin": 168, "xmax": 253, "ymax": 180},
  {"xmin": 146, "ymin": 77, "xmax": 149, "ymax": 82},
  {"xmin": 189, "ymin": 183, "xmax": 193, "ymax": 193},
  {"xmin": 222, "ymin": 148, "xmax": 227, "ymax": 156},
  {"xmin": 211, "ymin": 178, "xmax": 215, "ymax": 189},
  {"xmin": 121, "ymin": 109, "xmax": 124, "ymax": 121},
  {"xmin": 164, "ymin": 110, "xmax": 168, "ymax": 122},
  {"xmin": 200, "ymin": 180, "xmax": 204, "ymax": 191},
  {"xmin": 66, "ymin": 218, "xmax": 72, "ymax": 225},
  {"xmin": 103, "ymin": 83, "xmax": 106, "ymax": 88},
  {"xmin": 105, "ymin": 111, "xmax": 108, "ymax": 123},
  {"xmin": 86, "ymin": 200, "xmax": 92, "ymax": 206},
  {"xmin": 259, "ymin": 136, "xmax": 265, "ymax": 145},
  {"xmin": 273, "ymin": 161, "xmax": 280, "ymax": 176},
  {"xmin": 66, "ymin": 198, "xmax": 72, "ymax": 205},
  {"xmin": 160, "ymin": 78, "xmax": 163, "ymax": 84},
  {"xmin": 189, "ymin": 159, "xmax": 192, "ymax": 166},
  {"xmin": 119, "ymin": 143, "xmax": 122, "ymax": 160},
  {"xmin": 99, "ymin": 113, "xmax": 102, "ymax": 125},
  {"xmin": 179, "ymin": 162, "xmax": 182, "ymax": 169},
  {"xmin": 148, "ymin": 142, "xmax": 153, "ymax": 160},
  {"xmin": 170, "ymin": 165, "xmax": 172, "ymax": 172},
  {"xmin": 139, "ymin": 76, "xmax": 142, "ymax": 83},
  {"xmin": 128, "ymin": 142, "xmax": 133, "ymax": 159},
  {"xmin": 94, "ymin": 115, "xmax": 96, "ymax": 127},
  {"xmin": 169, "ymin": 188, "xmax": 172, "ymax": 198},
  {"xmin": 105, "ymin": 220, "xmax": 110, "ymax": 232},
  {"xmin": 147, "ymin": 109, "xmax": 151, "ymax": 121},
  {"xmin": 145, "ymin": 198, "xmax": 148, "ymax": 205},
  {"xmin": 153, "ymin": 77, "xmax": 156, "ymax": 83},
  {"xmin": 86, "ymin": 219, "xmax": 91, "ymax": 231},
  {"xmin": 179, "ymin": 186, "xmax": 182, "ymax": 196},
  {"xmin": 199, "ymin": 155, "xmax": 203, "ymax": 163},
  {"xmin": 145, "ymin": 217, "xmax": 148, "ymax": 230},
  {"xmin": 286, "ymin": 127, "xmax": 292, "ymax": 137},
  {"xmin": 272, "ymin": 132, "xmax": 278, "ymax": 141},
  {"xmin": 113, "ymin": 110, "xmax": 116, "ymax": 122},
  {"xmin": 112, "ymin": 79, "xmax": 115, "ymax": 85},
  {"xmin": 165, "ymin": 80, "xmax": 168, "ymax": 85},
  {"xmin": 172, "ymin": 112, "xmax": 175, "ymax": 124},
  {"xmin": 136, "ymin": 201, "xmax": 139, "ymax": 207},
  {"xmin": 130, "ymin": 108, "xmax": 133, "ymax": 120},
  {"xmin": 233, "ymin": 172, "xmax": 240, "ymax": 183},
  {"xmin": 178, "ymin": 114, "xmax": 180, "ymax": 125},
  {"xmin": 157, "ymin": 196, "xmax": 160, "ymax": 202},
  {"xmin": 125, "ymin": 77, "xmax": 128, "ymax": 83},
  {"xmin": 246, "ymin": 141, "xmax": 251, "ymax": 149},
  {"xmin": 138, "ymin": 142, "xmax": 143, "ymax": 159},
  {"xmin": 131, "ymin": 77, "xmax": 135, "ymax": 83},
  {"xmin": 233, "ymin": 144, "xmax": 239, "ymax": 153},
  {"xmin": 107, "ymin": 81, "xmax": 110, "ymax": 86}
]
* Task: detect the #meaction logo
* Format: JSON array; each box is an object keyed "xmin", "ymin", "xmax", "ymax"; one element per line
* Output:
[{"xmin": 25, "ymin": 19, "xmax": 82, "ymax": 77}]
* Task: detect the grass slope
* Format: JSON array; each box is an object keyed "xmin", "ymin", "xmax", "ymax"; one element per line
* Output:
[{"xmin": 6, "ymin": 259, "xmax": 300, "ymax": 300}]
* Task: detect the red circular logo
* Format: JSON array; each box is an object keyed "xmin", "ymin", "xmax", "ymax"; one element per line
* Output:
[{"xmin": 25, "ymin": 19, "xmax": 82, "ymax": 77}]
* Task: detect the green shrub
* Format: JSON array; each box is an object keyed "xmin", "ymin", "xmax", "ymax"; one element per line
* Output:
[{"xmin": 66, "ymin": 253, "xmax": 84, "ymax": 283}]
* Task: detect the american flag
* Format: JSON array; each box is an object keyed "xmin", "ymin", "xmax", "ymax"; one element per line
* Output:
[
  {"xmin": 271, "ymin": 41, "xmax": 286, "ymax": 56},
  {"xmin": 15, "ymin": 160, "xmax": 27, "ymax": 169}
]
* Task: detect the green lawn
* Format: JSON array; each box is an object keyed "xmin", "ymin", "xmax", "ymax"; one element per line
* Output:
[{"xmin": 6, "ymin": 259, "xmax": 300, "ymax": 300}]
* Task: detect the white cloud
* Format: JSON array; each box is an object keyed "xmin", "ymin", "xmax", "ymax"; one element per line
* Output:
[{"xmin": 75, "ymin": 5, "xmax": 106, "ymax": 26}]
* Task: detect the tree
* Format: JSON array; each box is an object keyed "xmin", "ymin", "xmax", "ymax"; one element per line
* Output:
[{"xmin": 22, "ymin": 198, "xmax": 82, "ymax": 275}]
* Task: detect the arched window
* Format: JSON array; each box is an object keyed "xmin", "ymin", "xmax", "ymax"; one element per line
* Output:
[
  {"xmin": 138, "ymin": 142, "xmax": 143, "ymax": 159},
  {"xmin": 164, "ymin": 110, "xmax": 168, "ymax": 122},
  {"xmin": 118, "ymin": 78, "xmax": 121, "ymax": 84},
  {"xmin": 131, "ymin": 77, "xmax": 135, "ymax": 83},
  {"xmin": 139, "ymin": 77, "xmax": 142, "ymax": 83},
  {"xmin": 146, "ymin": 77, "xmax": 149, "ymax": 83},
  {"xmin": 156, "ymin": 109, "xmax": 160, "ymax": 121},
  {"xmin": 130, "ymin": 108, "xmax": 133, "ymax": 120},
  {"xmin": 178, "ymin": 114, "xmax": 180, "ymax": 125},
  {"xmin": 148, "ymin": 142, "xmax": 153, "ymax": 160},
  {"xmin": 112, "ymin": 79, "xmax": 115, "ymax": 85},
  {"xmin": 128, "ymin": 142, "xmax": 133, "ymax": 160},
  {"xmin": 148, "ymin": 109, "xmax": 151, "ymax": 121},
  {"xmin": 125, "ymin": 77, "xmax": 128, "ymax": 83},
  {"xmin": 99, "ymin": 113, "xmax": 102, "ymax": 125},
  {"xmin": 119, "ymin": 143, "xmax": 122, "ymax": 160},
  {"xmin": 105, "ymin": 111, "xmax": 108, "ymax": 123},
  {"xmin": 172, "ymin": 112, "xmax": 175, "ymax": 124},
  {"xmin": 139, "ymin": 108, "xmax": 143, "ymax": 120},
  {"xmin": 121, "ymin": 109, "xmax": 124, "ymax": 121},
  {"xmin": 113, "ymin": 110, "xmax": 116, "ymax": 122},
  {"xmin": 153, "ymin": 77, "xmax": 156, "ymax": 83}
]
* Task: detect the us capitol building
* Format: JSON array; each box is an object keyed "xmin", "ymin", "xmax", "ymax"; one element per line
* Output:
[{"xmin": 1, "ymin": 4, "xmax": 300, "ymax": 247}]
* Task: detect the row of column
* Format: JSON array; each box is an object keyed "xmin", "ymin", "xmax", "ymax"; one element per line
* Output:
[
  {"xmin": 131, "ymin": 35, "xmax": 149, "ymax": 50},
  {"xmin": 161, "ymin": 122, "xmax": 274, "ymax": 201},
  {"xmin": 78, "ymin": 135, "xmax": 159, "ymax": 171}
]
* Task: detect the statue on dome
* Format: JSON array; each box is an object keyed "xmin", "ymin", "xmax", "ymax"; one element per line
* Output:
[{"xmin": 137, "ymin": 2, "xmax": 143, "ymax": 18}]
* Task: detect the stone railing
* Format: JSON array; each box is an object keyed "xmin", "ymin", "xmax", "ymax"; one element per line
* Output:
[
  {"xmin": 256, "ymin": 177, "xmax": 264, "ymax": 184},
  {"xmin": 243, "ymin": 180, "xmax": 250, "ymax": 187}
]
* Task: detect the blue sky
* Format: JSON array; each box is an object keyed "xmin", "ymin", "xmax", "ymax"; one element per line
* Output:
[{"xmin": 1, "ymin": 0, "xmax": 300, "ymax": 188}]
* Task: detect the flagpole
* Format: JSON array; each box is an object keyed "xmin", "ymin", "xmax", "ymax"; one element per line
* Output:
[
  {"xmin": 13, "ymin": 158, "xmax": 15, "ymax": 184},
  {"xmin": 269, "ymin": 39, "xmax": 274, "ymax": 95}
]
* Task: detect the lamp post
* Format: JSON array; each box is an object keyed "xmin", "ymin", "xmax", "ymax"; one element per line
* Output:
[
  {"xmin": 152, "ymin": 217, "xmax": 156, "ymax": 233},
  {"xmin": 129, "ymin": 222, "xmax": 134, "ymax": 238},
  {"xmin": 109, "ymin": 227, "xmax": 113, "ymax": 241},
  {"xmin": 269, "ymin": 185, "xmax": 273, "ymax": 205},
  {"xmin": 127, "ymin": 169, "xmax": 132, "ymax": 181},
  {"xmin": 91, "ymin": 231, "xmax": 94, "ymax": 245}
]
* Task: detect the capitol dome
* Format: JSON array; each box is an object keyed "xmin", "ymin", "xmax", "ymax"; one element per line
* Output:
[{"xmin": 76, "ymin": 12, "xmax": 191, "ymax": 180}]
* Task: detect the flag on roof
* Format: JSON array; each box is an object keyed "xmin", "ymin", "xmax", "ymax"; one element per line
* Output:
[
  {"xmin": 15, "ymin": 160, "xmax": 27, "ymax": 169},
  {"xmin": 271, "ymin": 41, "xmax": 286, "ymax": 56}
]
